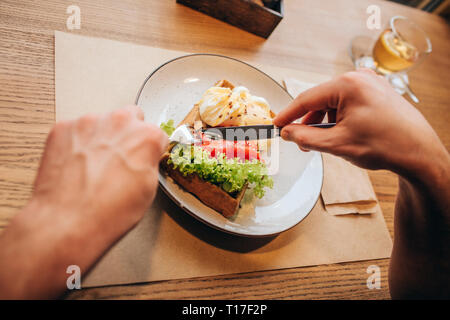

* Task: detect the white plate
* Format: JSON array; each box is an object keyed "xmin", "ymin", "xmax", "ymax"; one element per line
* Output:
[{"xmin": 136, "ymin": 54, "xmax": 323, "ymax": 237}]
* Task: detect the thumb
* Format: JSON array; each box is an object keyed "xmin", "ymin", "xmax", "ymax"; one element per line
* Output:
[
  {"xmin": 280, "ymin": 123, "xmax": 338, "ymax": 153},
  {"xmin": 123, "ymin": 104, "xmax": 144, "ymax": 121}
]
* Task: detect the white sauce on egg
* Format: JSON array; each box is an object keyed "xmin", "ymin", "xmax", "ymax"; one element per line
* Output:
[{"xmin": 199, "ymin": 85, "xmax": 273, "ymax": 127}]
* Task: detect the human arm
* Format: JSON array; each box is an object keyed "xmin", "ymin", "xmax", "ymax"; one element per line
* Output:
[
  {"xmin": 274, "ymin": 69, "xmax": 450, "ymax": 298},
  {"xmin": 0, "ymin": 105, "xmax": 168, "ymax": 299}
]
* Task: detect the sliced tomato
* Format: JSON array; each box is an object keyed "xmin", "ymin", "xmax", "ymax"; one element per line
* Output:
[{"xmin": 196, "ymin": 133, "xmax": 260, "ymax": 161}]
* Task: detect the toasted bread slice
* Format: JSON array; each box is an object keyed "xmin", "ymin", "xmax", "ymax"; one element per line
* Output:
[{"xmin": 160, "ymin": 153, "xmax": 247, "ymax": 218}]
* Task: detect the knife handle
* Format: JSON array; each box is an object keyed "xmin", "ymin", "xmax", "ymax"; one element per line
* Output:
[
  {"xmin": 308, "ymin": 122, "xmax": 336, "ymax": 128},
  {"xmin": 276, "ymin": 122, "xmax": 336, "ymax": 136}
]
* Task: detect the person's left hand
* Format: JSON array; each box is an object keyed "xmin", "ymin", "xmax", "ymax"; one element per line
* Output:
[
  {"xmin": 27, "ymin": 105, "xmax": 168, "ymax": 237},
  {"xmin": 0, "ymin": 105, "xmax": 168, "ymax": 299}
]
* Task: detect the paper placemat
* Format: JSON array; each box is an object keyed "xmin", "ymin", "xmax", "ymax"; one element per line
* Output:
[{"xmin": 55, "ymin": 31, "xmax": 392, "ymax": 288}]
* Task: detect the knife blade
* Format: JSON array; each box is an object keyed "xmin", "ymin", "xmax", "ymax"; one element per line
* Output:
[{"xmin": 201, "ymin": 123, "xmax": 335, "ymax": 141}]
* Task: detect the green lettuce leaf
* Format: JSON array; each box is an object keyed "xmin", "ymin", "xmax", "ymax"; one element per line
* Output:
[
  {"xmin": 168, "ymin": 144, "xmax": 273, "ymax": 198},
  {"xmin": 160, "ymin": 119, "xmax": 175, "ymax": 136}
]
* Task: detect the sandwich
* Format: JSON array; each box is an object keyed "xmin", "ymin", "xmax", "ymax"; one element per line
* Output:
[{"xmin": 159, "ymin": 80, "xmax": 274, "ymax": 218}]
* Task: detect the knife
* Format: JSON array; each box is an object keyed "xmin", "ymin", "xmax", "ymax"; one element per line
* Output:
[{"xmin": 201, "ymin": 123, "xmax": 336, "ymax": 141}]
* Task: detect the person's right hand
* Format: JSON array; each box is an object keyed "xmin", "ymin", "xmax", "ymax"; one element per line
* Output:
[{"xmin": 274, "ymin": 69, "xmax": 449, "ymax": 181}]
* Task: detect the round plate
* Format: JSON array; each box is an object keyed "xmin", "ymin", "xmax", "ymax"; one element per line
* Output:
[{"xmin": 136, "ymin": 54, "xmax": 323, "ymax": 237}]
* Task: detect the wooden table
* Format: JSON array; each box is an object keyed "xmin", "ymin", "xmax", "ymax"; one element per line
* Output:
[{"xmin": 0, "ymin": 0, "xmax": 449, "ymax": 300}]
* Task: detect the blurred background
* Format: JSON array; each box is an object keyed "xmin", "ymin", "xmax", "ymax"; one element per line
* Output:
[{"xmin": 389, "ymin": 0, "xmax": 450, "ymax": 19}]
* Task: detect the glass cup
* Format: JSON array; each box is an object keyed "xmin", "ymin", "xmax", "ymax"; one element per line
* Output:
[
  {"xmin": 348, "ymin": 16, "xmax": 432, "ymax": 102},
  {"xmin": 372, "ymin": 16, "xmax": 432, "ymax": 75}
]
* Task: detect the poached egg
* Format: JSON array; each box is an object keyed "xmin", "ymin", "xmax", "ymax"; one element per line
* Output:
[{"xmin": 198, "ymin": 86, "xmax": 273, "ymax": 127}]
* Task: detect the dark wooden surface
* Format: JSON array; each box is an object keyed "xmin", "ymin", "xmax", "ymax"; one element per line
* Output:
[
  {"xmin": 0, "ymin": 0, "xmax": 449, "ymax": 299},
  {"xmin": 177, "ymin": 0, "xmax": 283, "ymax": 38}
]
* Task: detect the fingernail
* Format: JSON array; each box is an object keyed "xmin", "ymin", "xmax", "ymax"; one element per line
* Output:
[{"xmin": 281, "ymin": 128, "xmax": 291, "ymax": 140}]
